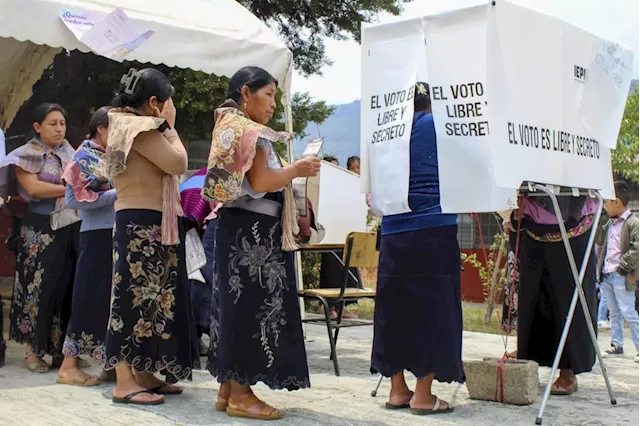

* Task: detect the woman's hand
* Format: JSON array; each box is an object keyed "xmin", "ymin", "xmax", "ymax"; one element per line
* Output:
[
  {"xmin": 293, "ymin": 156, "xmax": 321, "ymax": 177},
  {"xmin": 153, "ymin": 98, "xmax": 177, "ymax": 128}
]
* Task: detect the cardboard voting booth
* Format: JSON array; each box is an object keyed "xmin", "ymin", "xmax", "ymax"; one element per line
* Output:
[{"xmin": 360, "ymin": 1, "xmax": 634, "ymax": 214}]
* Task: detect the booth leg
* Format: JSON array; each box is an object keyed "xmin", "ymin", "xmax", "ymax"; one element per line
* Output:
[{"xmin": 533, "ymin": 185, "xmax": 615, "ymax": 424}]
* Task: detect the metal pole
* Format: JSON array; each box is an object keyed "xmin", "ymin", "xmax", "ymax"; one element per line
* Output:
[{"xmin": 532, "ymin": 184, "xmax": 615, "ymax": 425}]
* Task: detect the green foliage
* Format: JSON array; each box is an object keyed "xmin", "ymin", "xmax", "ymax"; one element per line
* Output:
[
  {"xmin": 239, "ymin": 0, "xmax": 410, "ymax": 76},
  {"xmin": 460, "ymin": 231, "xmax": 507, "ymax": 323},
  {"xmin": 7, "ymin": 52, "xmax": 333, "ymax": 146},
  {"xmin": 612, "ymin": 88, "xmax": 639, "ymax": 183}
]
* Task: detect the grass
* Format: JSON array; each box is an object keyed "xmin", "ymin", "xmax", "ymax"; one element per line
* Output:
[{"xmin": 304, "ymin": 266, "xmax": 506, "ymax": 335}]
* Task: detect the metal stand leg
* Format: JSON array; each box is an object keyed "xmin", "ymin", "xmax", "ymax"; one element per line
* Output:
[
  {"xmin": 371, "ymin": 375, "xmax": 384, "ymax": 397},
  {"xmin": 533, "ymin": 184, "xmax": 616, "ymax": 425}
]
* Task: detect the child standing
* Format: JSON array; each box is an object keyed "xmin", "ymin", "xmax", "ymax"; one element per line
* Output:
[{"xmin": 597, "ymin": 181, "xmax": 639, "ymax": 362}]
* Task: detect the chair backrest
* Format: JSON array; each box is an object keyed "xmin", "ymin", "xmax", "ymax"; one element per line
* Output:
[{"xmin": 342, "ymin": 232, "xmax": 379, "ymax": 268}]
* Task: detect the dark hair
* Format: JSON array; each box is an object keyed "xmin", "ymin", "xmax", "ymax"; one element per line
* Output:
[
  {"xmin": 414, "ymin": 82, "xmax": 431, "ymax": 112},
  {"xmin": 33, "ymin": 103, "xmax": 67, "ymax": 125},
  {"xmin": 614, "ymin": 181, "xmax": 631, "ymax": 206},
  {"xmin": 323, "ymin": 155, "xmax": 339, "ymax": 165},
  {"xmin": 88, "ymin": 106, "xmax": 114, "ymax": 139},
  {"xmin": 227, "ymin": 66, "xmax": 278, "ymax": 104},
  {"xmin": 347, "ymin": 156, "xmax": 360, "ymax": 170},
  {"xmin": 111, "ymin": 68, "xmax": 174, "ymax": 110}
]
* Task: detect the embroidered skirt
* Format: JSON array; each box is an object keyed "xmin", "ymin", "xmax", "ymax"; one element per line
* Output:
[
  {"xmin": 371, "ymin": 225, "xmax": 465, "ymax": 383},
  {"xmin": 104, "ymin": 209, "xmax": 199, "ymax": 379},
  {"xmin": 502, "ymin": 230, "xmax": 520, "ymax": 331},
  {"xmin": 10, "ymin": 211, "xmax": 79, "ymax": 357},
  {"xmin": 515, "ymin": 220, "xmax": 597, "ymax": 374},
  {"xmin": 63, "ymin": 228, "xmax": 113, "ymax": 362},
  {"xmin": 190, "ymin": 219, "xmax": 217, "ymax": 334},
  {"xmin": 208, "ymin": 207, "xmax": 310, "ymax": 390}
]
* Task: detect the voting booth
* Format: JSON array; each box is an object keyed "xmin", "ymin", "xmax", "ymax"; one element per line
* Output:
[{"xmin": 360, "ymin": 1, "xmax": 634, "ymax": 424}]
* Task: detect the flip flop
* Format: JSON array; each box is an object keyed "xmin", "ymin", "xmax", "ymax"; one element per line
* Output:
[
  {"xmin": 551, "ymin": 379, "xmax": 578, "ymax": 396},
  {"xmin": 149, "ymin": 384, "xmax": 184, "ymax": 395},
  {"xmin": 385, "ymin": 392, "xmax": 414, "ymax": 409},
  {"xmin": 226, "ymin": 394, "xmax": 283, "ymax": 420},
  {"xmin": 56, "ymin": 372, "xmax": 101, "ymax": 387},
  {"xmin": 112, "ymin": 390, "xmax": 165, "ymax": 405},
  {"xmin": 411, "ymin": 397, "xmax": 454, "ymax": 416}
]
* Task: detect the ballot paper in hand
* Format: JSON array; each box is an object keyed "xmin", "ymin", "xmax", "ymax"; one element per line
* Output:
[
  {"xmin": 185, "ymin": 228, "xmax": 206, "ymax": 275},
  {"xmin": 59, "ymin": 8, "xmax": 154, "ymax": 62},
  {"xmin": 301, "ymin": 138, "xmax": 323, "ymax": 157}
]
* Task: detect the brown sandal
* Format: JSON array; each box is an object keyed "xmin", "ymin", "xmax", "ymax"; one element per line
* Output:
[
  {"xmin": 57, "ymin": 371, "xmax": 101, "ymax": 387},
  {"xmin": 226, "ymin": 394, "xmax": 283, "ymax": 420},
  {"xmin": 551, "ymin": 377, "xmax": 578, "ymax": 395}
]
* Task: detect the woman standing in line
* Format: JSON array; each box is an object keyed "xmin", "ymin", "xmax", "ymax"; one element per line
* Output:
[
  {"xmin": 0, "ymin": 103, "xmax": 79, "ymax": 373},
  {"xmin": 57, "ymin": 106, "xmax": 117, "ymax": 386},
  {"xmin": 371, "ymin": 83, "xmax": 464, "ymax": 415},
  {"xmin": 203, "ymin": 66, "xmax": 320, "ymax": 420},
  {"xmin": 104, "ymin": 68, "xmax": 199, "ymax": 405}
]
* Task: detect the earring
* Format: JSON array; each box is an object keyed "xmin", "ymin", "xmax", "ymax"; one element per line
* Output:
[{"xmin": 243, "ymin": 102, "xmax": 247, "ymax": 109}]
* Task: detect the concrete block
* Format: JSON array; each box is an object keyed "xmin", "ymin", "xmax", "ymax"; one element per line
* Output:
[{"xmin": 464, "ymin": 357, "xmax": 539, "ymax": 405}]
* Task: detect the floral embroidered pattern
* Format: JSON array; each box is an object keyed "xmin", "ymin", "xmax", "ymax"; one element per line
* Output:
[
  {"xmin": 228, "ymin": 221, "xmax": 288, "ymax": 368},
  {"xmin": 526, "ymin": 214, "xmax": 594, "ymax": 243},
  {"xmin": 63, "ymin": 332, "xmax": 106, "ymax": 363},
  {"xmin": 9, "ymin": 225, "xmax": 57, "ymax": 355},
  {"xmin": 108, "ymin": 223, "xmax": 177, "ymax": 345},
  {"xmin": 502, "ymin": 247, "xmax": 519, "ymax": 331},
  {"xmin": 105, "ymin": 220, "xmax": 197, "ymax": 378}
]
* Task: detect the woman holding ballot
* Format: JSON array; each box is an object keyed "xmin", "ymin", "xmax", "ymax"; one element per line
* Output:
[
  {"xmin": 371, "ymin": 83, "xmax": 464, "ymax": 415},
  {"xmin": 203, "ymin": 66, "xmax": 320, "ymax": 420}
]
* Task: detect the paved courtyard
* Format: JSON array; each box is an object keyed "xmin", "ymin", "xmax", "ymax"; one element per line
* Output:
[{"xmin": 0, "ymin": 323, "xmax": 637, "ymax": 426}]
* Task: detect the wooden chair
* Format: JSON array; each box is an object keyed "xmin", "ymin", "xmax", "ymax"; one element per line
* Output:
[{"xmin": 298, "ymin": 231, "xmax": 379, "ymax": 376}]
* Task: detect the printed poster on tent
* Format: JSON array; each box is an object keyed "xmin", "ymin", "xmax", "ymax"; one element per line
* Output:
[
  {"xmin": 360, "ymin": 20, "xmax": 423, "ymax": 216},
  {"xmin": 486, "ymin": 1, "xmax": 632, "ymax": 198},
  {"xmin": 424, "ymin": 6, "xmax": 516, "ymax": 213}
]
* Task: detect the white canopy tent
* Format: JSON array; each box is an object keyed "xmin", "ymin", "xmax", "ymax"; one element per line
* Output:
[{"xmin": 0, "ymin": 0, "xmax": 295, "ymax": 138}]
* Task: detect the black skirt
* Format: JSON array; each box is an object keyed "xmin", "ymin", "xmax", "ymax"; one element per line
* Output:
[
  {"xmin": 9, "ymin": 211, "xmax": 79, "ymax": 357},
  {"xmin": 208, "ymin": 207, "xmax": 310, "ymax": 390},
  {"xmin": 371, "ymin": 226, "xmax": 465, "ymax": 383},
  {"xmin": 104, "ymin": 209, "xmax": 199, "ymax": 379},
  {"xmin": 190, "ymin": 219, "xmax": 217, "ymax": 333},
  {"xmin": 516, "ymin": 220, "xmax": 597, "ymax": 374},
  {"xmin": 371, "ymin": 225, "xmax": 465, "ymax": 383},
  {"xmin": 62, "ymin": 228, "xmax": 113, "ymax": 362}
]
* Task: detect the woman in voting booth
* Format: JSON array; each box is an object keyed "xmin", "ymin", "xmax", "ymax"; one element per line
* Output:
[
  {"xmin": 500, "ymin": 192, "xmax": 599, "ymax": 395},
  {"xmin": 202, "ymin": 66, "xmax": 320, "ymax": 420},
  {"xmin": 371, "ymin": 83, "xmax": 464, "ymax": 415}
]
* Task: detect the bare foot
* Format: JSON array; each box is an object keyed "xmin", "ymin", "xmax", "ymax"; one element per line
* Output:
[
  {"xmin": 387, "ymin": 390, "xmax": 413, "ymax": 408},
  {"xmin": 216, "ymin": 382, "xmax": 231, "ymax": 410},
  {"xmin": 134, "ymin": 372, "xmax": 183, "ymax": 394},
  {"xmin": 410, "ymin": 394, "xmax": 452, "ymax": 412},
  {"xmin": 113, "ymin": 383, "xmax": 164, "ymax": 404}
]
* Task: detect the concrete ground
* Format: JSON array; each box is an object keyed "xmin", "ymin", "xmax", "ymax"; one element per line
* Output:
[{"xmin": 0, "ymin": 323, "xmax": 637, "ymax": 426}]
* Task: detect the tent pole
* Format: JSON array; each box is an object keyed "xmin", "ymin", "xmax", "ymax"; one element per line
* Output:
[{"xmin": 283, "ymin": 90, "xmax": 308, "ymax": 339}]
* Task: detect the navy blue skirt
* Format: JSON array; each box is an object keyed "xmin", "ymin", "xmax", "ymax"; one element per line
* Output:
[
  {"xmin": 190, "ymin": 219, "xmax": 217, "ymax": 332},
  {"xmin": 208, "ymin": 207, "xmax": 310, "ymax": 390},
  {"xmin": 63, "ymin": 228, "xmax": 112, "ymax": 362},
  {"xmin": 371, "ymin": 225, "xmax": 465, "ymax": 383}
]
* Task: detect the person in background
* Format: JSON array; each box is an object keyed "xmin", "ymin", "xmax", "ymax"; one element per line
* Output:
[
  {"xmin": 57, "ymin": 106, "xmax": 117, "ymax": 386},
  {"xmin": 203, "ymin": 66, "xmax": 319, "ymax": 420},
  {"xmin": 323, "ymin": 155, "xmax": 339, "ymax": 166},
  {"xmin": 0, "ymin": 103, "xmax": 79, "ymax": 374},
  {"xmin": 104, "ymin": 68, "xmax": 199, "ymax": 405},
  {"xmin": 371, "ymin": 83, "xmax": 463, "ymax": 415},
  {"xmin": 597, "ymin": 285, "xmax": 610, "ymax": 329},
  {"xmin": 347, "ymin": 156, "xmax": 360, "ymax": 175},
  {"xmin": 597, "ymin": 181, "xmax": 639, "ymax": 363},
  {"xmin": 179, "ymin": 167, "xmax": 217, "ymax": 356}
]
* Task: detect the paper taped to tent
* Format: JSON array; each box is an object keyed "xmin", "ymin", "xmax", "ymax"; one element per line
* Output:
[
  {"xmin": 360, "ymin": 0, "xmax": 634, "ymax": 215},
  {"xmin": 0, "ymin": 0, "xmax": 294, "ymax": 130}
]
